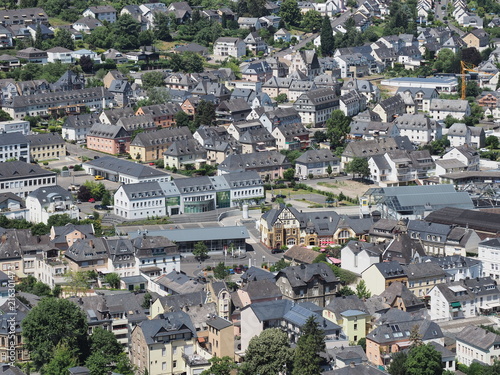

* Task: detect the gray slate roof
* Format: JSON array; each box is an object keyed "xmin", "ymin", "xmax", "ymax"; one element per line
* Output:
[{"xmin": 83, "ymin": 156, "xmax": 169, "ymax": 179}]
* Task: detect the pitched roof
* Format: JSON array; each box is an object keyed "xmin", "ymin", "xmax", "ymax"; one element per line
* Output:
[
  {"xmin": 456, "ymin": 325, "xmax": 500, "ymax": 350},
  {"xmin": 83, "ymin": 156, "xmax": 169, "ymax": 179},
  {"xmin": 276, "ymin": 263, "xmax": 338, "ymax": 287}
]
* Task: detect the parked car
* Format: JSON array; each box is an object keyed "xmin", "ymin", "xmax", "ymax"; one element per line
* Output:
[
  {"xmin": 85, "ymin": 215, "xmax": 94, "ymax": 220},
  {"xmin": 88, "ymin": 198, "xmax": 96, "ymax": 203},
  {"xmin": 94, "ymin": 175, "xmax": 104, "ymax": 180},
  {"xmin": 271, "ymin": 248, "xmax": 284, "ymax": 254},
  {"xmin": 94, "ymin": 204, "xmax": 106, "ymax": 210}
]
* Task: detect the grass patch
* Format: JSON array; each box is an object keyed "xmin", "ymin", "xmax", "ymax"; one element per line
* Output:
[
  {"xmin": 49, "ymin": 17, "xmax": 72, "ymax": 26},
  {"xmin": 154, "ymin": 40, "xmax": 179, "ymax": 52}
]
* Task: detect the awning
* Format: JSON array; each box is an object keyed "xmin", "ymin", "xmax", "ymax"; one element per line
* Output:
[
  {"xmin": 396, "ymin": 341, "xmax": 412, "ymax": 348},
  {"xmin": 451, "ymin": 302, "xmax": 461, "ymax": 308},
  {"xmin": 140, "ymin": 266, "xmax": 161, "ymax": 272}
]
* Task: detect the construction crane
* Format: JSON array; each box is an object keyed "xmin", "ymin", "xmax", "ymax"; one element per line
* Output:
[{"xmin": 460, "ymin": 61, "xmax": 494, "ymax": 100}]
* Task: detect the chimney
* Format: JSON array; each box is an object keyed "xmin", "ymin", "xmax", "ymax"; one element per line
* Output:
[{"xmin": 350, "ymin": 362, "xmax": 356, "ymax": 368}]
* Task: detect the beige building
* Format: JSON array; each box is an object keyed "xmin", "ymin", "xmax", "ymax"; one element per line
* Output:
[
  {"xmin": 361, "ymin": 261, "xmax": 408, "ymax": 296},
  {"xmin": 26, "ymin": 132, "xmax": 66, "ymax": 161},
  {"xmin": 207, "ymin": 317, "xmax": 234, "ymax": 359},
  {"xmin": 129, "ymin": 127, "xmax": 193, "ymax": 162}
]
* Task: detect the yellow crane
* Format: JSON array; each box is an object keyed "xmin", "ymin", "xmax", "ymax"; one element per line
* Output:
[{"xmin": 460, "ymin": 60, "xmax": 494, "ymax": 100}]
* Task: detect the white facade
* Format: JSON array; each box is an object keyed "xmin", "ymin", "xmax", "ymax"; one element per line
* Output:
[
  {"xmin": 26, "ymin": 187, "xmax": 79, "ymax": 224},
  {"xmin": 456, "ymin": 327, "xmax": 500, "ymax": 366},
  {"xmin": 0, "ymin": 120, "xmax": 29, "ymax": 135},
  {"xmin": 429, "ymin": 99, "xmax": 471, "ymax": 121},
  {"xmin": 83, "ymin": 7, "xmax": 117, "ymax": 23},
  {"xmin": 478, "ymin": 239, "xmax": 500, "ymax": 280},
  {"xmin": 114, "ymin": 184, "xmax": 167, "ymax": 220},
  {"xmin": 46, "ymin": 49, "xmax": 74, "ymax": 64},
  {"xmin": 341, "ymin": 244, "xmax": 381, "ymax": 275},
  {"xmin": 213, "ymin": 38, "xmax": 246, "ymax": 60},
  {"xmin": 0, "ymin": 133, "xmax": 30, "ymax": 163}
]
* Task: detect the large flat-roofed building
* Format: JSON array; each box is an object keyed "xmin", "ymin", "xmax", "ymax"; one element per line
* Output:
[
  {"xmin": 83, "ymin": 156, "xmax": 171, "ymax": 184},
  {"xmin": 0, "ymin": 120, "xmax": 29, "ymax": 135},
  {"xmin": 0, "ymin": 161, "xmax": 56, "ymax": 198},
  {"xmin": 380, "ymin": 76, "xmax": 458, "ymax": 93},
  {"xmin": 128, "ymin": 226, "xmax": 249, "ymax": 256},
  {"xmin": 360, "ymin": 184, "xmax": 474, "ymax": 220}
]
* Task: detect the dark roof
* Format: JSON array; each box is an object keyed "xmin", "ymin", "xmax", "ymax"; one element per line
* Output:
[
  {"xmin": 83, "ymin": 156, "xmax": 169, "ymax": 179},
  {"xmin": 425, "ymin": 207, "xmax": 500, "ymax": 234},
  {"xmin": 456, "ymin": 325, "xmax": 500, "ymax": 350},
  {"xmin": 26, "ymin": 132, "xmax": 64, "ymax": 147},
  {"xmin": 240, "ymin": 266, "xmax": 275, "ymax": 283},
  {"xmin": 379, "ymin": 282, "xmax": 425, "ymax": 310},
  {"xmin": 370, "ymin": 260, "xmax": 407, "ymax": 278},
  {"xmin": 0, "ymin": 161, "xmax": 55, "ymax": 181},
  {"xmin": 206, "ymin": 316, "xmax": 232, "ymax": 330},
  {"xmin": 242, "ymin": 279, "xmax": 282, "ymax": 300},
  {"xmin": 276, "ymin": 263, "xmax": 338, "ymax": 287},
  {"xmin": 139, "ymin": 311, "xmax": 196, "ymax": 345}
]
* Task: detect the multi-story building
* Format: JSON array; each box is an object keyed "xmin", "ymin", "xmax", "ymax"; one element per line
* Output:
[
  {"xmin": 275, "ymin": 263, "xmax": 339, "ymax": 307},
  {"xmin": 0, "ymin": 120, "xmax": 29, "ymax": 135},
  {"xmin": 26, "ymin": 132, "xmax": 65, "ymax": 162},
  {"xmin": 135, "ymin": 103, "xmax": 182, "ymax": 128},
  {"xmin": 429, "ymin": 277, "xmax": 500, "ymax": 320},
  {"xmin": 293, "ymin": 88, "xmax": 339, "ymax": 126},
  {"xmin": 129, "ymin": 127, "xmax": 193, "ymax": 162},
  {"xmin": 478, "ymin": 238, "xmax": 500, "ymax": 280},
  {"xmin": 271, "ymin": 123, "xmax": 310, "ymax": 151},
  {"xmin": 456, "ymin": 326, "xmax": 500, "ymax": 366},
  {"xmin": 429, "ymin": 99, "xmax": 471, "ymax": 121},
  {"xmin": 163, "ymin": 139, "xmax": 206, "ymax": 170},
  {"xmin": 0, "ymin": 132, "xmax": 29, "ymax": 162},
  {"xmin": 361, "ymin": 261, "xmax": 408, "ymax": 296},
  {"xmin": 295, "ymin": 149, "xmax": 340, "ymax": 179},
  {"xmin": 132, "ymin": 235, "xmax": 180, "ymax": 277},
  {"xmin": 83, "ymin": 6, "xmax": 117, "ymax": 23},
  {"xmin": 392, "ymin": 114, "xmax": 441, "ymax": 144},
  {"xmin": 213, "ymin": 37, "xmax": 246, "ymax": 60},
  {"xmin": 0, "ymin": 161, "xmax": 56, "ymax": 198},
  {"xmin": 86, "ymin": 124, "xmax": 130, "ymax": 155},
  {"xmin": 402, "ymin": 262, "xmax": 449, "ymax": 298},
  {"xmin": 26, "ymin": 185, "xmax": 78, "ymax": 224},
  {"xmin": 61, "ymin": 113, "xmax": 101, "ymax": 142},
  {"xmin": 206, "ymin": 317, "xmax": 234, "ymax": 359}
]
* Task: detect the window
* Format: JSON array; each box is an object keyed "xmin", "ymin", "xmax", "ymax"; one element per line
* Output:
[{"xmin": 162, "ymin": 362, "xmax": 166, "ymax": 371}]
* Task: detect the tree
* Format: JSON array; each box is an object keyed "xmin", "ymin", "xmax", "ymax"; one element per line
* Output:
[
  {"xmin": 193, "ymin": 241, "xmax": 208, "ymax": 261},
  {"xmin": 201, "ymin": 356, "xmax": 237, "ymax": 375},
  {"xmin": 283, "ymin": 168, "xmax": 296, "ymax": 181},
  {"xmin": 141, "ymin": 292, "xmax": 152, "ymax": 309},
  {"xmin": 326, "ymin": 165, "xmax": 333, "ymax": 177},
  {"xmin": 338, "ymin": 286, "xmax": 355, "ymax": 296},
  {"xmin": 405, "ymin": 344, "xmax": 443, "ymax": 375},
  {"xmin": 326, "ymin": 110, "xmax": 351, "ymax": 148},
  {"xmin": 486, "ymin": 135, "xmax": 499, "ymax": 149},
  {"xmin": 104, "ymin": 273, "xmax": 121, "ymax": 289},
  {"xmin": 52, "ymin": 28, "xmax": 74, "ymax": 50},
  {"xmin": 465, "ymin": 80, "xmax": 480, "ymax": 98},
  {"xmin": 275, "ymin": 93, "xmax": 288, "ymax": 103},
  {"xmin": 77, "ymin": 185, "xmax": 91, "ymax": 202},
  {"xmin": 461, "ymin": 47, "xmax": 482, "ymax": 66},
  {"xmin": 314, "ymin": 130, "xmax": 327, "ymax": 143},
  {"xmin": 65, "ymin": 270, "xmax": 90, "ymax": 296},
  {"xmin": 42, "ymin": 342, "xmax": 78, "ymax": 375},
  {"xmin": 301, "ymin": 10, "xmax": 322, "ymax": 32},
  {"xmin": 145, "ymin": 87, "xmax": 171, "ymax": 106},
  {"xmin": 101, "ymin": 190, "xmax": 111, "ymax": 207},
  {"xmin": 240, "ymin": 329, "xmax": 293, "ymax": 375},
  {"xmin": 388, "ymin": 351, "xmax": 408, "ymax": 375},
  {"xmin": 85, "ymin": 327, "xmax": 128, "ymax": 375},
  {"xmin": 279, "ymin": 0, "xmax": 302, "ymax": 26},
  {"xmin": 320, "ymin": 16, "xmax": 335, "ymax": 56},
  {"xmin": 34, "ymin": 23, "xmax": 43, "ymax": 49},
  {"xmin": 142, "ymin": 71, "xmax": 165, "ymax": 90},
  {"xmin": 153, "ymin": 12, "xmax": 171, "ymax": 41},
  {"xmin": 0, "ymin": 109, "xmax": 12, "ymax": 121},
  {"xmin": 345, "ymin": 157, "xmax": 370, "ymax": 179},
  {"xmin": 79, "ymin": 55, "xmax": 93, "ymax": 74},
  {"xmin": 355, "ymin": 280, "xmax": 371, "ymax": 299},
  {"xmin": 22, "ymin": 298, "xmax": 89, "ymax": 369},
  {"xmin": 293, "ymin": 316, "xmax": 325, "ymax": 375},
  {"xmin": 194, "ymin": 100, "xmax": 216, "ymax": 128},
  {"xmin": 213, "ymin": 262, "xmax": 228, "ymax": 280},
  {"xmin": 357, "ymin": 337, "xmax": 366, "ymax": 351},
  {"xmin": 174, "ymin": 111, "xmax": 191, "ymax": 128}
]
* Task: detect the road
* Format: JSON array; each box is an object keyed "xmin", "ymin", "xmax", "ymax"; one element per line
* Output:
[{"xmin": 434, "ymin": 0, "xmax": 448, "ymax": 22}]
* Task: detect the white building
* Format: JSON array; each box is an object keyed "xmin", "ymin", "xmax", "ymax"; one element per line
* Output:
[
  {"xmin": 213, "ymin": 37, "xmax": 246, "ymax": 61},
  {"xmin": 380, "ymin": 76, "xmax": 458, "ymax": 93},
  {"xmin": 46, "ymin": 47, "xmax": 74, "ymax": 64},
  {"xmin": 341, "ymin": 241, "xmax": 383, "ymax": 275},
  {"xmin": 429, "ymin": 99, "xmax": 471, "ymax": 121},
  {"xmin": 479, "ymin": 238, "xmax": 500, "ymax": 280},
  {"xmin": 295, "ymin": 149, "xmax": 340, "ymax": 179},
  {"xmin": 0, "ymin": 161, "xmax": 56, "ymax": 198},
  {"xmin": 26, "ymin": 185, "xmax": 79, "ymax": 224},
  {"xmin": 429, "ymin": 277, "xmax": 500, "ymax": 320},
  {"xmin": 442, "ymin": 145, "xmax": 480, "ymax": 171},
  {"xmin": 456, "ymin": 326, "xmax": 500, "ymax": 366},
  {"xmin": 0, "ymin": 120, "xmax": 29, "ymax": 135},
  {"xmin": 83, "ymin": 6, "xmax": 117, "ymax": 23},
  {"xmin": 0, "ymin": 132, "xmax": 29, "ymax": 162},
  {"xmin": 114, "ymin": 181, "xmax": 167, "ymax": 220},
  {"xmin": 392, "ymin": 114, "xmax": 441, "ymax": 145}
]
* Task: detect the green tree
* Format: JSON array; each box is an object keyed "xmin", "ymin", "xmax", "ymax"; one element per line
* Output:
[
  {"xmin": 104, "ymin": 273, "xmax": 121, "ymax": 289},
  {"xmin": 320, "ymin": 16, "xmax": 335, "ymax": 56},
  {"xmin": 85, "ymin": 327, "xmax": 131, "ymax": 375},
  {"xmin": 22, "ymin": 298, "xmax": 89, "ymax": 369},
  {"xmin": 240, "ymin": 329, "xmax": 293, "ymax": 375},
  {"xmin": 283, "ymin": 168, "xmax": 296, "ymax": 181},
  {"xmin": 279, "ymin": 0, "xmax": 302, "ymax": 26},
  {"xmin": 194, "ymin": 100, "xmax": 216, "ymax": 128},
  {"xmin": 461, "ymin": 47, "xmax": 482, "ymax": 66},
  {"xmin": 213, "ymin": 262, "xmax": 228, "ymax": 279},
  {"xmin": 388, "ymin": 351, "xmax": 408, "ymax": 375},
  {"xmin": 326, "ymin": 110, "xmax": 351, "ymax": 148},
  {"xmin": 193, "ymin": 241, "xmax": 208, "ymax": 261},
  {"xmin": 339, "ymin": 285, "xmax": 355, "ymax": 296},
  {"xmin": 34, "ymin": 23, "xmax": 43, "ymax": 49},
  {"xmin": 355, "ymin": 280, "xmax": 371, "ymax": 299},
  {"xmin": 326, "ymin": 164, "xmax": 333, "ymax": 177},
  {"xmin": 141, "ymin": 292, "xmax": 152, "ymax": 309},
  {"xmin": 0, "ymin": 110, "xmax": 12, "ymax": 121},
  {"xmin": 275, "ymin": 93, "xmax": 288, "ymax": 103},
  {"xmin": 65, "ymin": 270, "xmax": 90, "ymax": 296},
  {"xmin": 405, "ymin": 344, "xmax": 443, "ymax": 375},
  {"xmin": 43, "ymin": 342, "xmax": 78, "ymax": 375},
  {"xmin": 142, "ymin": 71, "xmax": 165, "ymax": 90},
  {"xmin": 201, "ymin": 356, "xmax": 237, "ymax": 375},
  {"xmin": 345, "ymin": 157, "xmax": 370, "ymax": 179},
  {"xmin": 314, "ymin": 130, "xmax": 327, "ymax": 143},
  {"xmin": 486, "ymin": 135, "xmax": 499, "ymax": 149},
  {"xmin": 174, "ymin": 111, "xmax": 191, "ymax": 127},
  {"xmin": 357, "ymin": 337, "xmax": 366, "ymax": 351},
  {"xmin": 153, "ymin": 12, "xmax": 171, "ymax": 41},
  {"xmin": 182, "ymin": 52, "xmax": 205, "ymax": 73},
  {"xmin": 52, "ymin": 28, "xmax": 75, "ymax": 50},
  {"xmin": 101, "ymin": 190, "xmax": 111, "ymax": 207},
  {"xmin": 301, "ymin": 10, "xmax": 323, "ymax": 32},
  {"xmin": 293, "ymin": 316, "xmax": 325, "ymax": 375},
  {"xmin": 465, "ymin": 80, "xmax": 480, "ymax": 98}
]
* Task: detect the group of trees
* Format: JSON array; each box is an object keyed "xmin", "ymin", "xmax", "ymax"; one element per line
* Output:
[
  {"xmin": 22, "ymin": 298, "xmax": 134, "ymax": 375},
  {"xmin": 77, "ymin": 181, "xmax": 107, "ymax": 202},
  {"xmin": 174, "ymin": 100, "xmax": 216, "ymax": 132},
  {"xmin": 238, "ymin": 317, "xmax": 325, "ymax": 375}
]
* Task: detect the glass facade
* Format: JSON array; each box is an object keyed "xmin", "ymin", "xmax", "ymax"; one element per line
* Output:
[{"xmin": 216, "ymin": 190, "xmax": 231, "ymax": 208}]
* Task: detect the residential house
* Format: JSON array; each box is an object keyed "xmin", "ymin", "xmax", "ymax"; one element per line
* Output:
[
  {"xmin": 241, "ymin": 61, "xmax": 273, "ymax": 83},
  {"xmin": 0, "ymin": 132, "xmax": 29, "ymax": 163},
  {"xmin": 429, "ymin": 277, "xmax": 500, "ymax": 320},
  {"xmin": 478, "ymin": 238, "xmax": 500, "ymax": 280},
  {"xmin": 72, "ymin": 17, "xmax": 103, "ymax": 33},
  {"xmin": 382, "ymin": 233, "xmax": 425, "ymax": 265},
  {"xmin": 237, "ymin": 17, "xmax": 262, "ymax": 30},
  {"xmin": 86, "ymin": 124, "xmax": 130, "ymax": 155},
  {"xmin": 443, "ymin": 145, "xmax": 481, "ymax": 173},
  {"xmin": 83, "ymin": 6, "xmax": 117, "ymax": 23},
  {"xmin": 293, "ymin": 88, "xmax": 339, "ymax": 126},
  {"xmin": 275, "ymin": 263, "xmax": 339, "ymax": 307},
  {"xmin": 62, "ymin": 113, "xmax": 101, "ymax": 142},
  {"xmin": 379, "ymin": 282, "xmax": 425, "ymax": 312},
  {"xmin": 46, "ymin": 47, "xmax": 73, "ymax": 64},
  {"xmin": 421, "ymin": 255, "xmax": 481, "ymax": 282},
  {"xmin": 49, "ymin": 223, "xmax": 95, "ymax": 251},
  {"xmin": 218, "ymin": 150, "xmax": 291, "ymax": 180},
  {"xmin": 341, "ymin": 78, "xmax": 380, "ymax": 103},
  {"xmin": 0, "ymin": 193, "xmax": 28, "ymax": 221},
  {"xmin": 429, "ymin": 99, "xmax": 471, "ymax": 120},
  {"xmin": 463, "ymin": 29, "xmax": 490, "ymax": 51},
  {"xmin": 64, "ymin": 238, "xmax": 109, "ymax": 273},
  {"xmin": 283, "ymin": 245, "xmax": 322, "ymax": 266},
  {"xmin": 323, "ymin": 295, "xmax": 370, "ymax": 343},
  {"xmin": 129, "ymin": 127, "xmax": 193, "ymax": 162},
  {"xmin": 26, "ymin": 132, "xmax": 66, "ymax": 162},
  {"xmin": 167, "ymin": 2, "xmax": 192, "ymax": 23},
  {"xmin": 244, "ymin": 32, "xmax": 267, "ymax": 55},
  {"xmin": 107, "ymin": 79, "xmax": 132, "ymax": 107},
  {"xmin": 396, "ymin": 87, "xmax": 439, "ymax": 112},
  {"xmin": 0, "ymin": 298, "xmax": 30, "ymax": 363},
  {"xmin": 274, "ymin": 28, "xmax": 291, "ymax": 43},
  {"xmin": 216, "ymin": 99, "xmax": 252, "ymax": 125},
  {"xmin": 456, "ymin": 326, "xmax": 500, "ymax": 366},
  {"xmin": 0, "ymin": 7, "xmax": 48, "ymax": 26},
  {"xmin": 206, "ymin": 281, "xmax": 232, "ymax": 320},
  {"xmin": 402, "ymin": 262, "xmax": 449, "ymax": 299},
  {"xmin": 116, "ymin": 115, "xmax": 157, "ymax": 136},
  {"xmin": 206, "ymin": 317, "xmax": 234, "ymax": 359},
  {"xmin": 163, "ymin": 138, "xmax": 206, "ymax": 169},
  {"xmin": 372, "ymin": 94, "xmax": 406, "ymax": 122},
  {"xmin": 136, "ymin": 103, "xmax": 182, "ymax": 128},
  {"xmin": 213, "ymin": 37, "xmax": 246, "ymax": 60},
  {"xmin": 392, "ymin": 114, "xmax": 441, "ymax": 144},
  {"xmin": 295, "ymin": 149, "xmax": 340, "ymax": 179},
  {"xmin": 341, "ymin": 241, "xmax": 383, "ymax": 275},
  {"xmin": 361, "ymin": 261, "xmax": 408, "ymax": 296},
  {"xmin": 239, "ymin": 127, "xmax": 275, "ymax": 153},
  {"xmin": 15, "ymin": 47, "xmax": 46, "ymax": 64},
  {"xmin": 339, "ymin": 90, "xmax": 367, "ymax": 117},
  {"xmin": 366, "ymin": 316, "xmax": 444, "ymax": 368},
  {"xmin": 446, "ymin": 123, "xmax": 472, "ymax": 148},
  {"xmin": 288, "ymin": 50, "xmax": 321, "ymax": 79},
  {"xmin": 271, "ymin": 123, "xmax": 309, "ymax": 151}
]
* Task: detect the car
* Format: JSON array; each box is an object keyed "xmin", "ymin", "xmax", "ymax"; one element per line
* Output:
[
  {"xmin": 271, "ymin": 248, "xmax": 284, "ymax": 254},
  {"xmin": 69, "ymin": 165, "xmax": 74, "ymax": 169},
  {"xmin": 76, "ymin": 199, "xmax": 81, "ymax": 204},
  {"xmin": 88, "ymin": 198, "xmax": 96, "ymax": 203},
  {"xmin": 149, "ymin": 162, "xmax": 155, "ymax": 166},
  {"xmin": 85, "ymin": 215, "xmax": 94, "ymax": 220},
  {"xmin": 94, "ymin": 204, "xmax": 106, "ymax": 210},
  {"xmin": 94, "ymin": 175, "xmax": 104, "ymax": 180},
  {"xmin": 276, "ymin": 194, "xmax": 286, "ymax": 199}
]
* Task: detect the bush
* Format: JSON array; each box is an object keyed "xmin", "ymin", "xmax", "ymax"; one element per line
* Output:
[
  {"xmin": 62, "ymin": 166, "xmax": 68, "ymax": 171},
  {"xmin": 43, "ymin": 162, "xmax": 48, "ymax": 166},
  {"xmin": 73, "ymin": 164, "xmax": 83, "ymax": 171}
]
